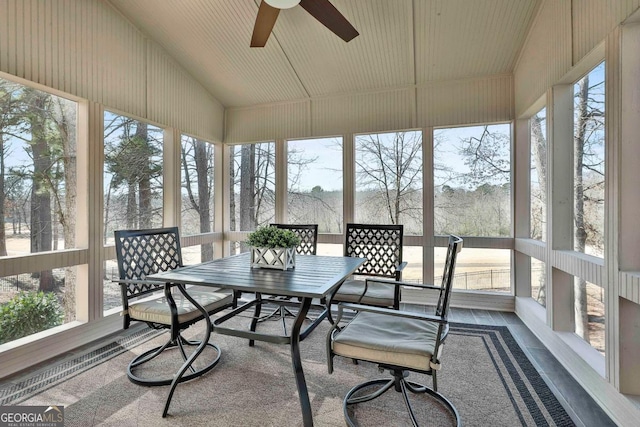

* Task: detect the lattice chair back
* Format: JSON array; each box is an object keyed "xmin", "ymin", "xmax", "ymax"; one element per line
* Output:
[
  {"xmin": 435, "ymin": 235, "xmax": 463, "ymax": 318},
  {"xmin": 113, "ymin": 226, "xmax": 233, "ymax": 394},
  {"xmin": 271, "ymin": 224, "xmax": 318, "ymax": 255},
  {"xmin": 344, "ymin": 223, "xmax": 404, "ymax": 280},
  {"xmin": 114, "ymin": 227, "xmax": 183, "ymax": 327}
]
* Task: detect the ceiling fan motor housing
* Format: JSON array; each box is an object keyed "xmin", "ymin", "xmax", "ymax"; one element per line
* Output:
[{"xmin": 265, "ymin": 0, "xmax": 301, "ymax": 9}]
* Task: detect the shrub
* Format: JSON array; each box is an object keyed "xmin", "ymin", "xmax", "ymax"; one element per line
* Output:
[
  {"xmin": 246, "ymin": 226, "xmax": 301, "ymax": 249},
  {"xmin": 0, "ymin": 291, "xmax": 63, "ymax": 345}
]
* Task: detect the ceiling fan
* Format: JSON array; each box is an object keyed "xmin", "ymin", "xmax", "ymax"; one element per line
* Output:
[{"xmin": 251, "ymin": 0, "xmax": 359, "ymax": 47}]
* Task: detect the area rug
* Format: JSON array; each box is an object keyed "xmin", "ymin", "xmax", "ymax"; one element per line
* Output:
[{"xmin": 1, "ymin": 317, "xmax": 576, "ymax": 426}]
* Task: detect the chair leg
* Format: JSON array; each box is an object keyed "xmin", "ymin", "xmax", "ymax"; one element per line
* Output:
[
  {"xmin": 130, "ymin": 338, "xmax": 174, "ymax": 369},
  {"xmin": 127, "ymin": 333, "xmax": 221, "ymax": 387},
  {"xmin": 399, "ymin": 379, "xmax": 420, "ymax": 426},
  {"xmin": 342, "ymin": 371, "xmax": 461, "ymax": 427},
  {"xmin": 176, "ymin": 334, "xmax": 197, "ymax": 374},
  {"xmin": 254, "ymin": 298, "xmax": 318, "ymax": 338},
  {"xmin": 256, "ymin": 304, "xmax": 295, "ymax": 336},
  {"xmin": 178, "ymin": 335, "xmax": 200, "ymax": 346},
  {"xmin": 345, "ymin": 379, "xmax": 395, "ymax": 405}
]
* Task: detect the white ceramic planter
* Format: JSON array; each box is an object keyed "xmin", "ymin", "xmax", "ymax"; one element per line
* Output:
[{"xmin": 250, "ymin": 246, "xmax": 296, "ymax": 270}]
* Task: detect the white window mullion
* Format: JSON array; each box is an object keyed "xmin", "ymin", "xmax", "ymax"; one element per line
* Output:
[
  {"xmin": 422, "ymin": 127, "xmax": 434, "ymax": 285},
  {"xmin": 163, "ymin": 127, "xmax": 181, "ymax": 227},
  {"xmin": 343, "ymin": 133, "xmax": 355, "ymax": 227},
  {"xmin": 275, "ymin": 139, "xmax": 287, "ymax": 223},
  {"xmin": 83, "ymin": 101, "xmax": 104, "ymax": 322},
  {"xmin": 547, "ymin": 84, "xmax": 574, "ymax": 331},
  {"xmin": 215, "ymin": 142, "xmax": 228, "ymax": 258},
  {"xmin": 514, "ymin": 118, "xmax": 531, "ymax": 297}
]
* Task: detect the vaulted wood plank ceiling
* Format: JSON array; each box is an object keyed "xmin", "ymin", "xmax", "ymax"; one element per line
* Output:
[{"xmin": 108, "ymin": 0, "xmax": 540, "ymax": 107}]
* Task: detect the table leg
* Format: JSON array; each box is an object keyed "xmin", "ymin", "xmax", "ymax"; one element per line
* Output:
[
  {"xmin": 249, "ymin": 293, "xmax": 263, "ymax": 347},
  {"xmin": 290, "ymin": 297, "xmax": 314, "ymax": 427},
  {"xmin": 162, "ymin": 284, "xmax": 213, "ymax": 418}
]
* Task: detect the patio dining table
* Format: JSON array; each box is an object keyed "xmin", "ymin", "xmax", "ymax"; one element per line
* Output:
[{"xmin": 147, "ymin": 252, "xmax": 364, "ymax": 426}]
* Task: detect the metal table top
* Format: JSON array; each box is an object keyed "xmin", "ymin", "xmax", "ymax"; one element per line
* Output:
[{"xmin": 148, "ymin": 252, "xmax": 364, "ymax": 299}]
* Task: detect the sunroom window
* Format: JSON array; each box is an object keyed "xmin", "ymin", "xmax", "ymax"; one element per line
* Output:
[{"xmin": 0, "ymin": 78, "xmax": 79, "ymax": 342}]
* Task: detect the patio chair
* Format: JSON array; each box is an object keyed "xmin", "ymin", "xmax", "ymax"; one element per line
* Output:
[
  {"xmin": 327, "ymin": 235, "xmax": 463, "ymax": 426},
  {"xmin": 328, "ymin": 223, "xmax": 407, "ymax": 320},
  {"xmin": 251, "ymin": 224, "xmax": 319, "ymax": 339},
  {"xmin": 114, "ymin": 226, "xmax": 234, "ymax": 386},
  {"xmin": 271, "ymin": 223, "xmax": 318, "ymax": 255}
]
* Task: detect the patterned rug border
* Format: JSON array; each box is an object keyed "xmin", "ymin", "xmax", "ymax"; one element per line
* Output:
[
  {"xmin": 450, "ymin": 323, "xmax": 575, "ymax": 426},
  {"xmin": 1, "ymin": 321, "xmax": 575, "ymax": 426}
]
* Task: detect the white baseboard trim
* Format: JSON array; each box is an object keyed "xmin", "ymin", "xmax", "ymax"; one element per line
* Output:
[
  {"xmin": 0, "ymin": 314, "xmax": 123, "ymax": 380},
  {"xmin": 403, "ymin": 288, "xmax": 515, "ymax": 311}
]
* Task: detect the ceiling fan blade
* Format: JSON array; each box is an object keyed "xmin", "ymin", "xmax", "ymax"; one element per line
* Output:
[
  {"xmin": 251, "ymin": 1, "xmax": 281, "ymax": 47},
  {"xmin": 299, "ymin": 0, "xmax": 359, "ymax": 42}
]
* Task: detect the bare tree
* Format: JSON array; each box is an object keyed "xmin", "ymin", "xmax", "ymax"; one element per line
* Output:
[
  {"xmin": 181, "ymin": 137, "xmax": 214, "ymax": 261},
  {"xmin": 135, "ymin": 122, "xmax": 153, "ymax": 229},
  {"xmin": 0, "ymin": 80, "xmax": 23, "ymax": 256},
  {"xmin": 573, "ymin": 71, "xmax": 605, "ymax": 340},
  {"xmin": 530, "ymin": 112, "xmax": 547, "ymax": 242},
  {"xmin": 231, "ymin": 141, "xmax": 321, "ymax": 246},
  {"xmin": 355, "ymin": 132, "xmax": 423, "ymax": 227},
  {"xmin": 233, "ymin": 142, "xmax": 276, "ymax": 239},
  {"xmin": 229, "ymin": 145, "xmax": 236, "ymax": 232},
  {"xmin": 435, "ymin": 126, "xmax": 511, "ymax": 237},
  {"xmin": 239, "ymin": 143, "xmax": 256, "ymax": 233},
  {"xmin": 50, "ymin": 97, "xmax": 77, "ymax": 320},
  {"xmin": 22, "ymin": 89, "xmax": 54, "ymax": 291},
  {"xmin": 574, "ymin": 77, "xmax": 590, "ymax": 340},
  {"xmin": 286, "ymin": 139, "xmax": 343, "ymax": 233},
  {"xmin": 459, "ymin": 127, "xmax": 510, "ymax": 184},
  {"xmin": 4, "ymin": 174, "xmax": 28, "ymax": 236}
]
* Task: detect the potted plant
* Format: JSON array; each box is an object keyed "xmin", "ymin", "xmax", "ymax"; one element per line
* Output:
[{"xmin": 246, "ymin": 226, "xmax": 301, "ymax": 270}]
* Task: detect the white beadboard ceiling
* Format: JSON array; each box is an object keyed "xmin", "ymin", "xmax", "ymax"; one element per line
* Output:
[{"xmin": 107, "ymin": 0, "xmax": 539, "ymax": 108}]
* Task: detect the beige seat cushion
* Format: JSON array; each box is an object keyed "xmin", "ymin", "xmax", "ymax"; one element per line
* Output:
[
  {"xmin": 332, "ymin": 311, "xmax": 440, "ymax": 372},
  {"xmin": 128, "ymin": 288, "xmax": 232, "ymax": 326},
  {"xmin": 333, "ymin": 279, "xmax": 396, "ymax": 307}
]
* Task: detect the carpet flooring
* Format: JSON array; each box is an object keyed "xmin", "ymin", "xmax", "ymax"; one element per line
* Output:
[{"xmin": 1, "ymin": 314, "xmax": 576, "ymax": 426}]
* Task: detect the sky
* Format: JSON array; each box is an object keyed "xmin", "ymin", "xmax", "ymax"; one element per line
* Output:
[
  {"xmin": 286, "ymin": 125, "xmax": 513, "ymax": 193},
  {"xmin": 287, "ymin": 137, "xmax": 343, "ymax": 192}
]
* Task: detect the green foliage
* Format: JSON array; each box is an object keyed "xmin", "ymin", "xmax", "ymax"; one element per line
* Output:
[
  {"xmin": 246, "ymin": 226, "xmax": 301, "ymax": 249},
  {"xmin": 0, "ymin": 291, "xmax": 63, "ymax": 345}
]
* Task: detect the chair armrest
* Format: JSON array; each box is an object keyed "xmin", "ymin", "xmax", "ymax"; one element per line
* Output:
[
  {"xmin": 338, "ymin": 302, "xmax": 447, "ymax": 325},
  {"xmin": 365, "ymin": 277, "xmax": 442, "ymax": 292},
  {"xmin": 112, "ymin": 278, "xmax": 166, "ymax": 287}
]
